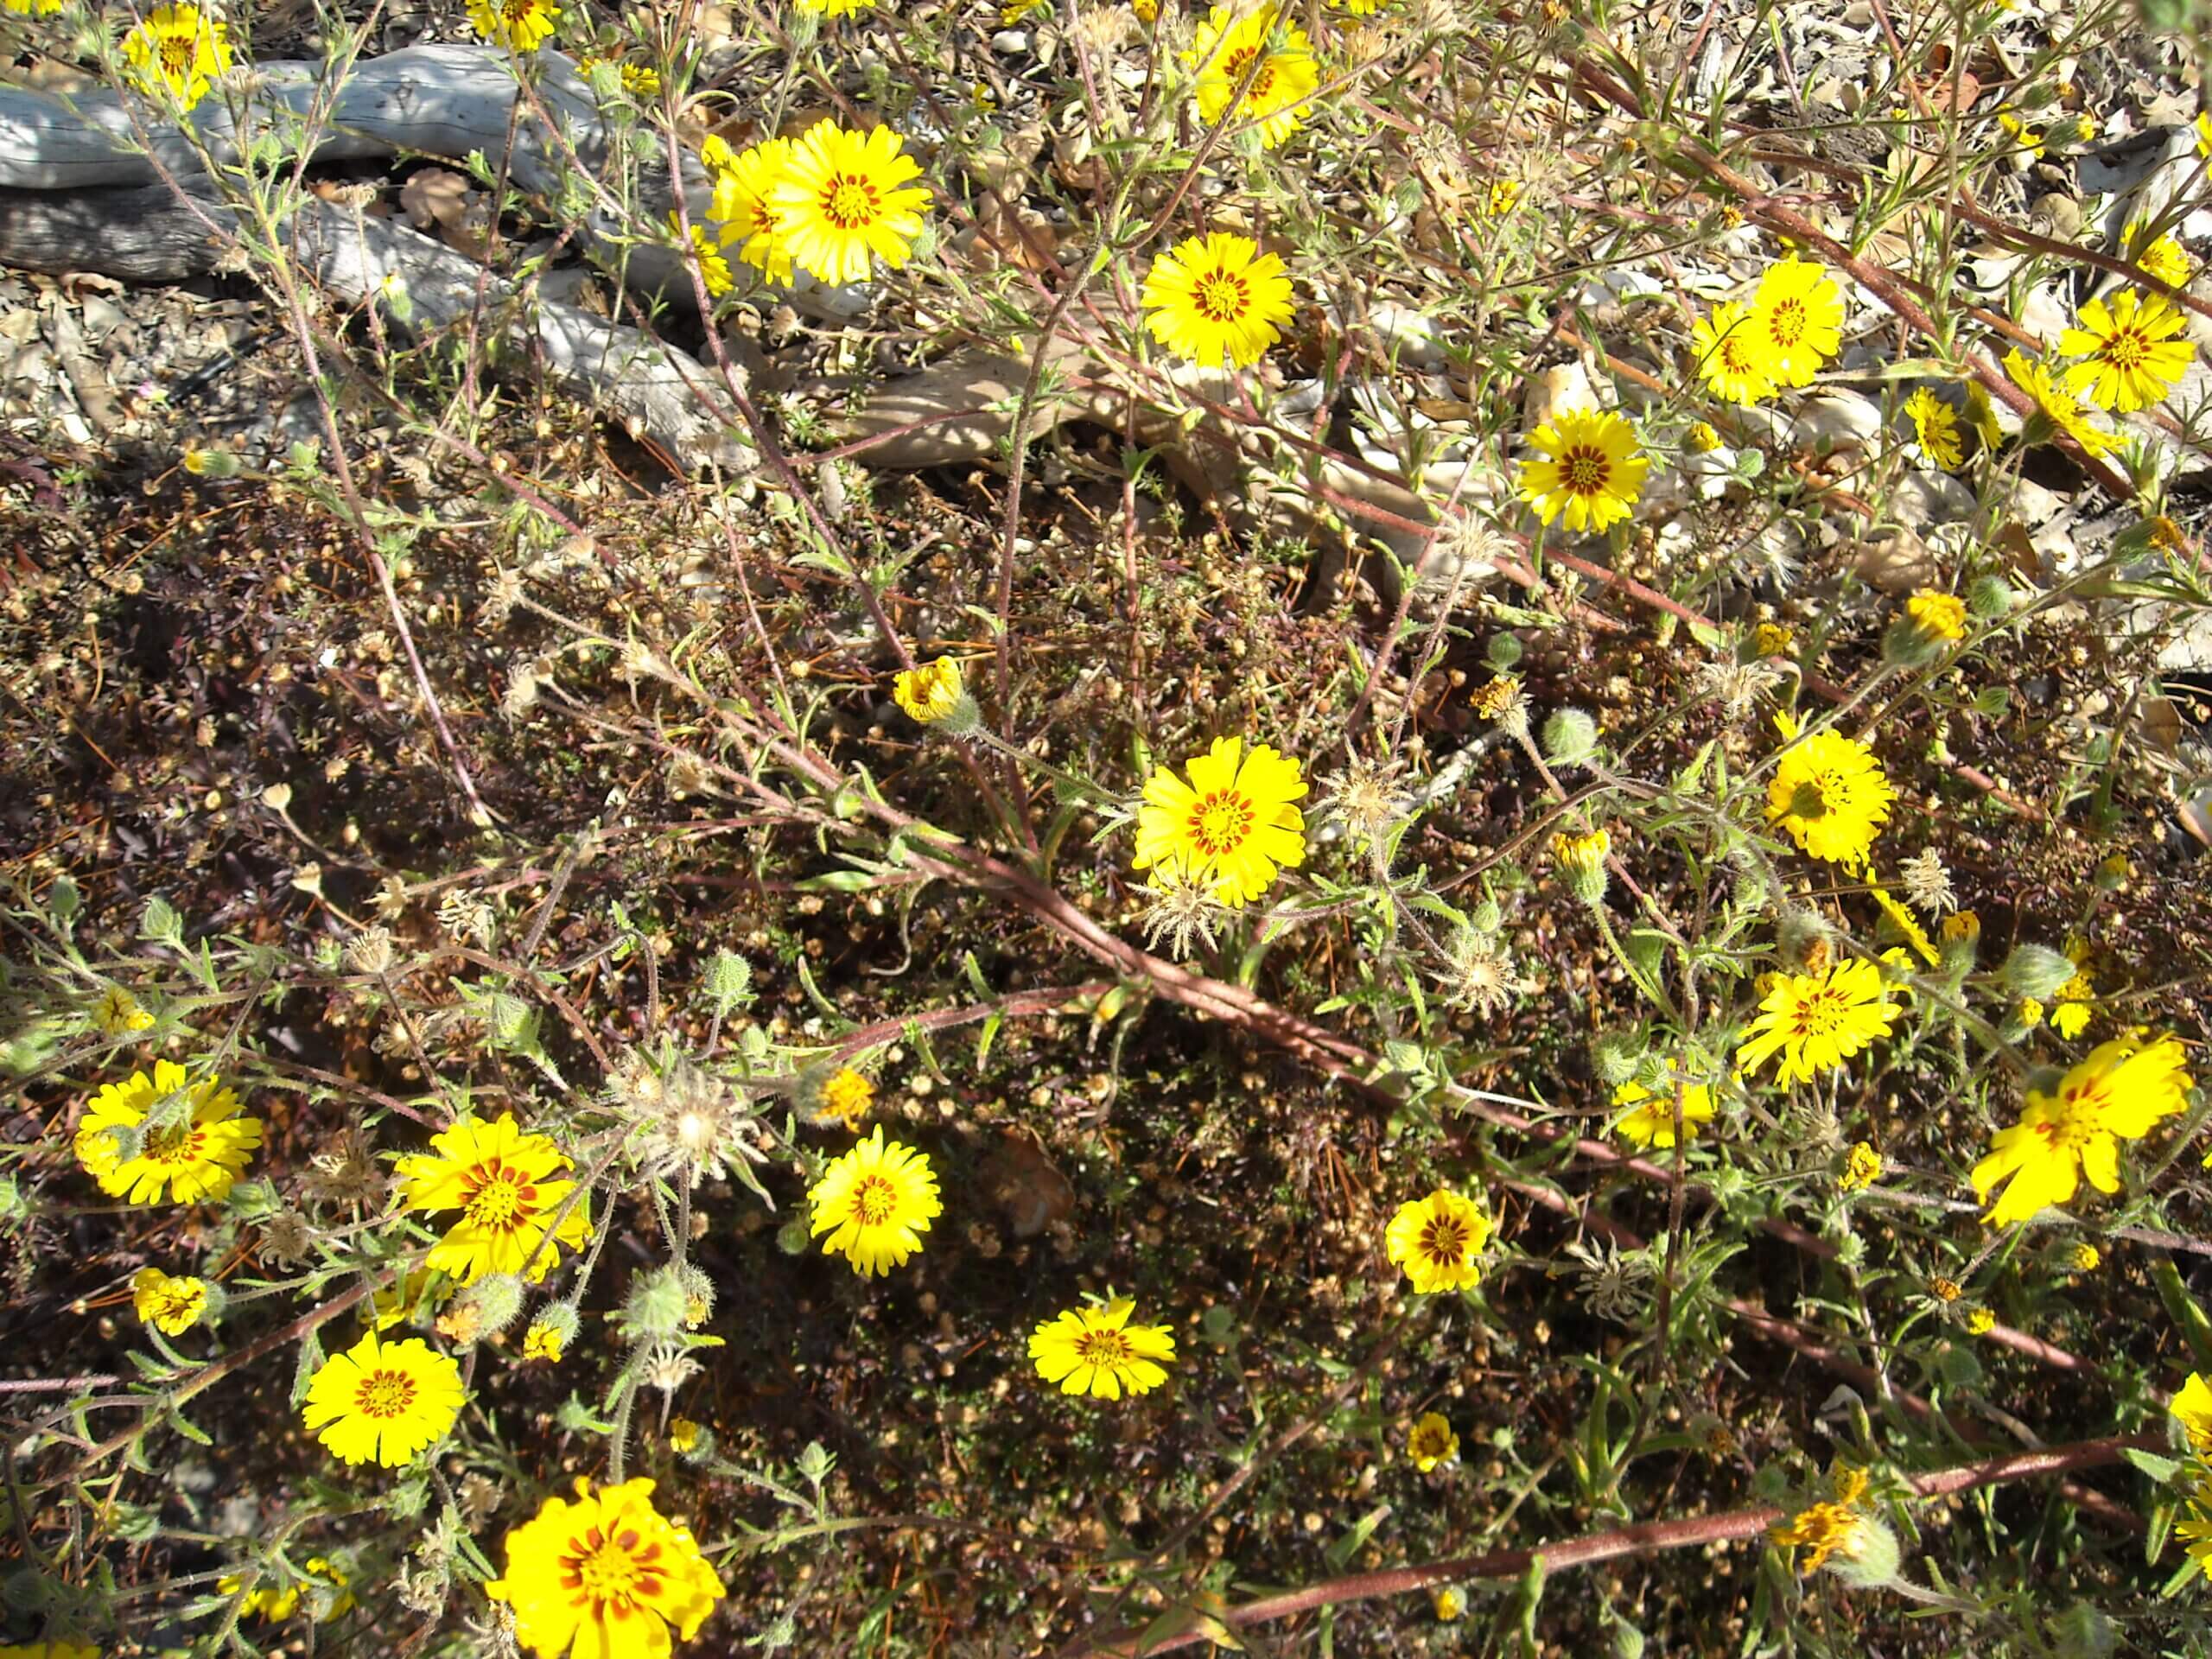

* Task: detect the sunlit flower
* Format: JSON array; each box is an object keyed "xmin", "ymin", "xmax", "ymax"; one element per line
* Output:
[
  {"xmin": 1141, "ymin": 232, "xmax": 1296, "ymax": 368},
  {"xmin": 2172, "ymin": 1372, "xmax": 2212, "ymax": 1453},
  {"xmin": 1903, "ymin": 387, "xmax": 1963, "ymax": 469},
  {"xmin": 488, "ymin": 1478, "xmax": 726, "ymax": 1659},
  {"xmin": 2004, "ymin": 348, "xmax": 2123, "ymax": 458},
  {"xmin": 76, "ymin": 1059, "xmax": 263, "ymax": 1205},
  {"xmin": 706, "ymin": 135, "xmax": 798, "ymax": 285},
  {"xmin": 2134, "ymin": 231, "xmax": 2192, "ymax": 289},
  {"xmin": 1028, "ymin": 1299, "xmax": 1177, "ymax": 1399},
  {"xmin": 522, "ymin": 1319, "xmax": 566, "ymax": 1362},
  {"xmin": 893, "ymin": 658, "xmax": 976, "ymax": 728},
  {"xmin": 1185, "ymin": 4, "xmax": 1320, "ymax": 149},
  {"xmin": 122, "ymin": 3, "xmax": 232, "ymax": 111},
  {"xmin": 1516, "ymin": 408, "xmax": 1649, "ymax": 533},
  {"xmin": 2069, "ymin": 1242, "xmax": 2101, "ymax": 1272},
  {"xmin": 1, "ymin": 0, "xmax": 65, "ymax": 13},
  {"xmin": 1610, "ymin": 1078, "xmax": 1716, "ymax": 1149},
  {"xmin": 220, "ymin": 1556, "xmax": 353, "ymax": 1623},
  {"xmin": 812, "ymin": 1066, "xmax": 875, "ymax": 1130},
  {"xmin": 671, "ymin": 216, "xmax": 733, "ymax": 297},
  {"xmin": 766, "ymin": 120, "xmax": 931, "ymax": 286},
  {"xmin": 1748, "ymin": 257, "xmax": 1845, "ymax": 387},
  {"xmin": 2051, "ymin": 946, "xmax": 2095, "ymax": 1040},
  {"xmin": 796, "ymin": 0, "xmax": 874, "ymax": 17},
  {"xmin": 466, "ymin": 0, "xmax": 561, "ymax": 52},
  {"xmin": 2058, "ymin": 290, "xmax": 2195, "ymax": 411},
  {"xmin": 1407, "ymin": 1411, "xmax": 1459, "ymax": 1471},
  {"xmin": 1901, "ymin": 592, "xmax": 1966, "ymax": 648},
  {"xmin": 132, "ymin": 1267, "xmax": 208, "ymax": 1334},
  {"xmin": 575, "ymin": 53, "xmax": 661, "ymax": 97},
  {"xmin": 1997, "ymin": 111, "xmax": 2043, "ymax": 157},
  {"xmin": 808, "ymin": 1126, "xmax": 941, "ymax": 1276},
  {"xmin": 1972, "ymin": 1033, "xmax": 2195, "ymax": 1226},
  {"xmin": 1869, "ymin": 886, "xmax": 1938, "ymax": 967},
  {"xmin": 1964, "ymin": 1306, "xmax": 1996, "ymax": 1334},
  {"xmin": 1838, "ymin": 1141, "xmax": 1883, "ymax": 1192},
  {"xmin": 1770, "ymin": 1463, "xmax": 1874, "ymax": 1573},
  {"xmin": 669, "ymin": 1417, "xmax": 702, "ymax": 1453},
  {"xmin": 1133, "ymin": 736, "xmax": 1307, "ymax": 906},
  {"xmin": 302, "ymin": 1331, "xmax": 466, "ymax": 1467},
  {"xmin": 1736, "ymin": 959, "xmax": 1900, "ymax": 1084},
  {"xmin": 1691, "ymin": 300, "xmax": 1779, "ymax": 404},
  {"xmin": 1384, "ymin": 1188, "xmax": 1492, "ymax": 1294},
  {"xmin": 1765, "ymin": 711, "xmax": 1893, "ymax": 870},
  {"xmin": 2179, "ymin": 1493, "xmax": 2212, "ymax": 1582},
  {"xmin": 1432, "ymin": 1586, "xmax": 1465, "ymax": 1621},
  {"xmin": 395, "ymin": 1115, "xmax": 593, "ymax": 1285},
  {"xmin": 94, "ymin": 987, "xmax": 154, "ymax": 1035}
]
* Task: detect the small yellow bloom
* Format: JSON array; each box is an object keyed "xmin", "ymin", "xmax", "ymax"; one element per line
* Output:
[
  {"xmin": 1028, "ymin": 1299, "xmax": 1177, "ymax": 1399},
  {"xmin": 1407, "ymin": 1410, "xmax": 1459, "ymax": 1471},
  {"xmin": 1185, "ymin": 3, "xmax": 1321, "ymax": 149},
  {"xmin": 2017, "ymin": 996, "xmax": 2047, "ymax": 1030},
  {"xmin": 94, "ymin": 987, "xmax": 155, "ymax": 1035},
  {"xmin": 1903, "ymin": 386, "xmax": 1964, "ymax": 470},
  {"xmin": 892, "ymin": 658, "xmax": 970, "ymax": 726},
  {"xmin": 1685, "ymin": 420, "xmax": 1722, "ymax": 453},
  {"xmin": 132, "ymin": 1267, "xmax": 209, "ymax": 1334},
  {"xmin": 1737, "ymin": 959, "xmax": 1900, "ymax": 1085},
  {"xmin": 1765, "ymin": 711, "xmax": 1894, "ymax": 870},
  {"xmin": 1517, "ymin": 408, "xmax": 1650, "ymax": 533},
  {"xmin": 220, "ymin": 1555, "xmax": 353, "ymax": 1624},
  {"xmin": 2069, "ymin": 1242, "xmax": 2101, "ymax": 1272},
  {"xmin": 1753, "ymin": 622, "xmax": 1796, "ymax": 658},
  {"xmin": 1942, "ymin": 910, "xmax": 1980, "ymax": 945},
  {"xmin": 466, "ymin": 0, "xmax": 561, "ymax": 52},
  {"xmin": 1133, "ymin": 736, "xmax": 1308, "ymax": 907},
  {"xmin": 1965, "ymin": 1307, "xmax": 1996, "ymax": 1335},
  {"xmin": 2197, "ymin": 111, "xmax": 2212, "ymax": 160},
  {"xmin": 2171, "ymin": 1373, "xmax": 2212, "ymax": 1453},
  {"xmin": 76, "ymin": 1059, "xmax": 263, "ymax": 1205},
  {"xmin": 2005, "ymin": 348, "xmax": 2122, "ymax": 458},
  {"xmin": 122, "ymin": 3, "xmax": 233, "ymax": 111},
  {"xmin": 1869, "ymin": 887, "xmax": 1938, "ymax": 967},
  {"xmin": 1997, "ymin": 111, "xmax": 2043, "ymax": 157},
  {"xmin": 817, "ymin": 1066, "xmax": 875, "ymax": 1129},
  {"xmin": 1973, "ymin": 1033, "xmax": 2195, "ymax": 1226},
  {"xmin": 671, "ymin": 217, "xmax": 733, "ymax": 298},
  {"xmin": 2135, "ymin": 232, "xmax": 2193, "ymax": 289},
  {"xmin": 1610, "ymin": 1078, "xmax": 1716, "ymax": 1150},
  {"xmin": 1141, "ymin": 232, "xmax": 1297, "ymax": 369},
  {"xmin": 302, "ymin": 1331, "xmax": 467, "ymax": 1468},
  {"xmin": 1384, "ymin": 1188, "xmax": 1492, "ymax": 1294},
  {"xmin": 1748, "ymin": 257, "xmax": 1845, "ymax": 387},
  {"xmin": 395, "ymin": 1115, "xmax": 593, "ymax": 1285},
  {"xmin": 669, "ymin": 1416, "xmax": 702, "ymax": 1452},
  {"xmin": 1432, "ymin": 1586, "xmax": 1465, "ymax": 1622},
  {"xmin": 1838, "ymin": 1141, "xmax": 1883, "ymax": 1192},
  {"xmin": 2050, "ymin": 946, "xmax": 2094, "ymax": 1040},
  {"xmin": 1904, "ymin": 590, "xmax": 1967, "ymax": 644},
  {"xmin": 2058, "ymin": 290, "xmax": 2196, "ymax": 412},
  {"xmin": 797, "ymin": 0, "xmax": 876, "ymax": 17},
  {"xmin": 808, "ymin": 1127, "xmax": 941, "ymax": 1277},
  {"xmin": 706, "ymin": 135, "xmax": 798, "ymax": 286},
  {"xmin": 2179, "ymin": 1494, "xmax": 2212, "ymax": 1581},
  {"xmin": 766, "ymin": 120, "xmax": 932, "ymax": 287},
  {"xmin": 489, "ymin": 1478, "xmax": 725, "ymax": 1658},
  {"xmin": 521, "ymin": 1319, "xmax": 565, "ymax": 1362},
  {"xmin": 1691, "ymin": 300, "xmax": 1780, "ymax": 405},
  {"xmin": 1770, "ymin": 1464, "xmax": 1873, "ymax": 1573},
  {"xmin": 1469, "ymin": 672, "xmax": 1522, "ymax": 720}
]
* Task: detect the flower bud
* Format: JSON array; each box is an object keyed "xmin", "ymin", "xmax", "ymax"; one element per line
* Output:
[
  {"xmin": 703, "ymin": 950, "xmax": 753, "ymax": 1013},
  {"xmin": 1550, "ymin": 828, "xmax": 1611, "ymax": 906},
  {"xmin": 1590, "ymin": 1028, "xmax": 1645, "ymax": 1086},
  {"xmin": 893, "ymin": 659, "xmax": 981, "ymax": 735},
  {"xmin": 616, "ymin": 1267, "xmax": 693, "ymax": 1345},
  {"xmin": 2002, "ymin": 943, "xmax": 2077, "ymax": 1001},
  {"xmin": 456, "ymin": 1274, "xmax": 524, "ymax": 1338},
  {"xmin": 1967, "ymin": 575, "xmax": 2017, "ymax": 618},
  {"xmin": 1541, "ymin": 708, "xmax": 1599, "ymax": 768}
]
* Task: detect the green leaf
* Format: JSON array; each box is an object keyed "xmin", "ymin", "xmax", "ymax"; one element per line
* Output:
[
  {"xmin": 1323, "ymin": 1503, "xmax": 1392, "ymax": 1570},
  {"xmin": 2124, "ymin": 1447, "xmax": 2183, "ymax": 1484}
]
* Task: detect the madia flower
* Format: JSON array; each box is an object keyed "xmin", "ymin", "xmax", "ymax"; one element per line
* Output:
[
  {"xmin": 1407, "ymin": 1411, "xmax": 1459, "ymax": 1471},
  {"xmin": 705, "ymin": 134, "xmax": 798, "ymax": 285},
  {"xmin": 1770, "ymin": 1464, "xmax": 1875, "ymax": 1574},
  {"xmin": 1971, "ymin": 1033, "xmax": 2194, "ymax": 1226},
  {"xmin": 1610, "ymin": 1078, "xmax": 1715, "ymax": 1150},
  {"xmin": 1736, "ymin": 958, "xmax": 1899, "ymax": 1084},
  {"xmin": 1691, "ymin": 300, "xmax": 1779, "ymax": 405},
  {"xmin": 1384, "ymin": 1188, "xmax": 1492, "ymax": 1294},
  {"xmin": 76, "ymin": 1058, "xmax": 263, "ymax": 1205},
  {"xmin": 2004, "ymin": 348, "xmax": 2122, "ymax": 458},
  {"xmin": 1141, "ymin": 232, "xmax": 1296, "ymax": 369},
  {"xmin": 893, "ymin": 658, "xmax": 977, "ymax": 730},
  {"xmin": 467, "ymin": 0, "xmax": 561, "ymax": 52},
  {"xmin": 2058, "ymin": 289, "xmax": 2195, "ymax": 412},
  {"xmin": 133, "ymin": 1267, "xmax": 208, "ymax": 1334},
  {"xmin": 94, "ymin": 987, "xmax": 155, "ymax": 1035},
  {"xmin": 1133, "ymin": 735, "xmax": 1307, "ymax": 906},
  {"xmin": 1748, "ymin": 256, "xmax": 1844, "ymax": 386},
  {"xmin": 1028, "ymin": 1299, "xmax": 1177, "ymax": 1399},
  {"xmin": 809, "ymin": 1127, "xmax": 941, "ymax": 1276},
  {"xmin": 2171, "ymin": 1371, "xmax": 2212, "ymax": 1454},
  {"xmin": 488, "ymin": 1478, "xmax": 726, "ymax": 1659},
  {"xmin": 671, "ymin": 218, "xmax": 732, "ymax": 298},
  {"xmin": 302, "ymin": 1331, "xmax": 466, "ymax": 1467},
  {"xmin": 1516, "ymin": 408, "xmax": 1649, "ymax": 534},
  {"xmin": 122, "ymin": 3, "xmax": 233, "ymax": 111},
  {"xmin": 1185, "ymin": 3, "xmax": 1321, "ymax": 150},
  {"xmin": 1903, "ymin": 387, "xmax": 1963, "ymax": 469},
  {"xmin": 395, "ymin": 1114, "xmax": 593, "ymax": 1284},
  {"xmin": 766, "ymin": 120, "xmax": 931, "ymax": 286},
  {"xmin": 1764, "ymin": 711, "xmax": 1893, "ymax": 870}
]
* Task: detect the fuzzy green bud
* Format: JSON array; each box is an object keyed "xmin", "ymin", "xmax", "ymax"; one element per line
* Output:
[
  {"xmin": 456, "ymin": 1274, "xmax": 524, "ymax": 1338},
  {"xmin": 616, "ymin": 1268, "xmax": 693, "ymax": 1346},
  {"xmin": 1485, "ymin": 632, "xmax": 1523, "ymax": 671},
  {"xmin": 1469, "ymin": 897, "xmax": 1503, "ymax": 934},
  {"xmin": 2001, "ymin": 943, "xmax": 2077, "ymax": 1001},
  {"xmin": 1589, "ymin": 1029, "xmax": 1645, "ymax": 1087},
  {"xmin": 1827, "ymin": 1515, "xmax": 1902, "ymax": 1588},
  {"xmin": 1966, "ymin": 575, "xmax": 2017, "ymax": 618},
  {"xmin": 703, "ymin": 950, "xmax": 753, "ymax": 1014},
  {"xmin": 1541, "ymin": 708, "xmax": 1599, "ymax": 768},
  {"xmin": 776, "ymin": 1217, "xmax": 812, "ymax": 1255}
]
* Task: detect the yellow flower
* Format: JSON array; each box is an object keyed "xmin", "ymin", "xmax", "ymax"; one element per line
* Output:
[
  {"xmin": 1964, "ymin": 1307, "xmax": 1996, "ymax": 1335},
  {"xmin": 302, "ymin": 1331, "xmax": 466, "ymax": 1467},
  {"xmin": 1, "ymin": 0, "xmax": 65, "ymax": 13},
  {"xmin": 1903, "ymin": 387, "xmax": 1964, "ymax": 470},
  {"xmin": 75, "ymin": 1059, "xmax": 263, "ymax": 1205},
  {"xmin": 1407, "ymin": 1411, "xmax": 1459, "ymax": 1471},
  {"xmin": 2198, "ymin": 111, "xmax": 2212, "ymax": 159},
  {"xmin": 1838, "ymin": 1141, "xmax": 1883, "ymax": 1192},
  {"xmin": 1185, "ymin": 4, "xmax": 1320, "ymax": 150},
  {"xmin": 395, "ymin": 1114, "xmax": 593, "ymax": 1285},
  {"xmin": 892, "ymin": 658, "xmax": 971, "ymax": 726},
  {"xmin": 93, "ymin": 987, "xmax": 154, "ymax": 1035},
  {"xmin": 1736, "ymin": 959, "xmax": 1900, "ymax": 1084},
  {"xmin": 1764, "ymin": 711, "xmax": 1894, "ymax": 870},
  {"xmin": 707, "ymin": 135, "xmax": 798, "ymax": 285},
  {"xmin": 132, "ymin": 1266, "xmax": 209, "ymax": 1334},
  {"xmin": 1517, "ymin": 408, "xmax": 1649, "ymax": 533},
  {"xmin": 1748, "ymin": 257, "xmax": 1845, "ymax": 387},
  {"xmin": 466, "ymin": 0, "xmax": 561, "ymax": 51},
  {"xmin": 1869, "ymin": 886, "xmax": 1938, "ymax": 967},
  {"xmin": 2135, "ymin": 232, "xmax": 2192, "ymax": 289},
  {"xmin": 1690, "ymin": 300, "xmax": 1779, "ymax": 405},
  {"xmin": 522, "ymin": 1319, "xmax": 566, "ymax": 1361},
  {"xmin": 817, "ymin": 1066, "xmax": 874, "ymax": 1129},
  {"xmin": 2058, "ymin": 290, "xmax": 2195, "ymax": 412},
  {"xmin": 1384, "ymin": 1188, "xmax": 1492, "ymax": 1294},
  {"xmin": 488, "ymin": 1478, "xmax": 726, "ymax": 1659},
  {"xmin": 1904, "ymin": 589, "xmax": 1967, "ymax": 644},
  {"xmin": 2051, "ymin": 947, "xmax": 2094, "ymax": 1040},
  {"xmin": 2004, "ymin": 348, "xmax": 2122, "ymax": 457},
  {"xmin": 1028, "ymin": 1299, "xmax": 1177, "ymax": 1399},
  {"xmin": 1141, "ymin": 232, "xmax": 1296, "ymax": 369},
  {"xmin": 1770, "ymin": 1464, "xmax": 1873, "ymax": 1573},
  {"xmin": 766, "ymin": 120, "xmax": 931, "ymax": 286},
  {"xmin": 671, "ymin": 216, "xmax": 733, "ymax": 297},
  {"xmin": 1928, "ymin": 1275, "xmax": 1961, "ymax": 1302},
  {"xmin": 1942, "ymin": 910, "xmax": 1980, "ymax": 945},
  {"xmin": 1997, "ymin": 111, "xmax": 2043, "ymax": 157},
  {"xmin": 1685, "ymin": 420, "xmax": 1722, "ymax": 453},
  {"xmin": 1610, "ymin": 1078, "xmax": 1715, "ymax": 1149},
  {"xmin": 1483, "ymin": 179, "xmax": 1522, "ymax": 216},
  {"xmin": 220, "ymin": 1557, "xmax": 353, "ymax": 1623},
  {"xmin": 797, "ymin": 0, "xmax": 874, "ymax": 16},
  {"xmin": 2069, "ymin": 1241, "xmax": 2101, "ymax": 1272},
  {"xmin": 2178, "ymin": 1494, "xmax": 2212, "ymax": 1582},
  {"xmin": 2016, "ymin": 996, "xmax": 2046, "ymax": 1030},
  {"xmin": 1972, "ymin": 1033, "xmax": 2195, "ymax": 1226},
  {"xmin": 1432, "ymin": 1586, "xmax": 1465, "ymax": 1621},
  {"xmin": 1132, "ymin": 735, "xmax": 1308, "ymax": 907},
  {"xmin": 576, "ymin": 54, "xmax": 661, "ymax": 97},
  {"xmin": 2171, "ymin": 1373, "xmax": 2212, "ymax": 1453},
  {"xmin": 122, "ymin": 3, "xmax": 233, "ymax": 111},
  {"xmin": 1752, "ymin": 622, "xmax": 1796, "ymax": 658},
  {"xmin": 808, "ymin": 1126, "xmax": 941, "ymax": 1276},
  {"xmin": 669, "ymin": 1417, "xmax": 702, "ymax": 1453}
]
